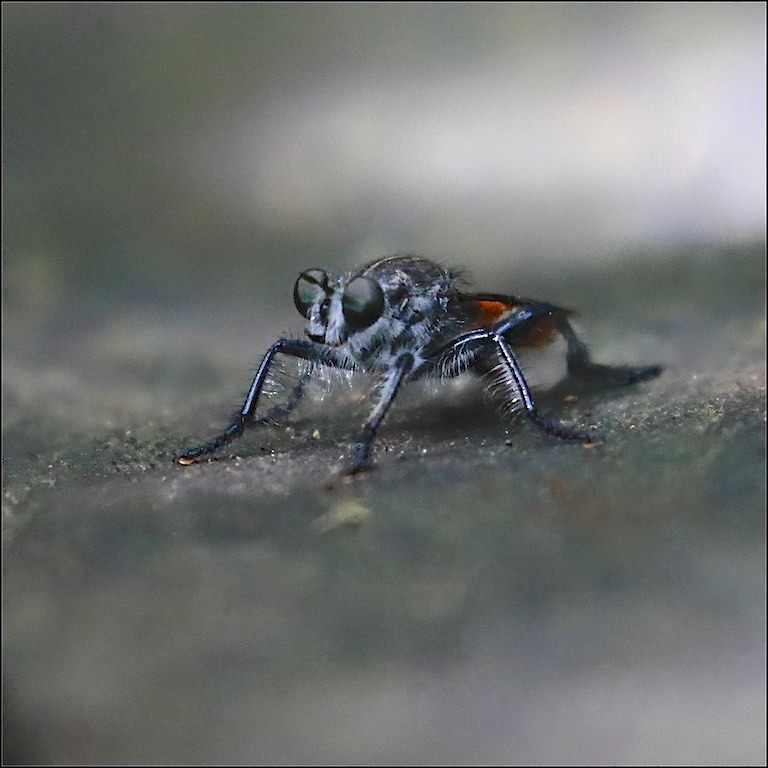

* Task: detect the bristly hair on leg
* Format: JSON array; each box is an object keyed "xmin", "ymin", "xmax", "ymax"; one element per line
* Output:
[
  {"xmin": 482, "ymin": 357, "xmax": 526, "ymax": 418},
  {"xmin": 437, "ymin": 339, "xmax": 478, "ymax": 380}
]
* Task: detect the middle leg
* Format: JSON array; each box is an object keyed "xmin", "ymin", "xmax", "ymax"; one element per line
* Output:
[{"xmin": 493, "ymin": 333, "xmax": 594, "ymax": 442}]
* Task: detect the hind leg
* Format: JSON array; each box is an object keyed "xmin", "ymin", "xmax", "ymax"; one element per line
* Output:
[{"xmin": 554, "ymin": 315, "xmax": 662, "ymax": 385}]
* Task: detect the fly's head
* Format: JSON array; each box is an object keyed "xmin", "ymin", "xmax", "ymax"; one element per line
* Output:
[
  {"xmin": 293, "ymin": 257, "xmax": 464, "ymax": 369},
  {"xmin": 293, "ymin": 268, "xmax": 387, "ymax": 351}
]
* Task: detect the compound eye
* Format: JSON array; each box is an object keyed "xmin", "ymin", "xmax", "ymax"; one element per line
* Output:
[
  {"xmin": 293, "ymin": 269, "xmax": 328, "ymax": 318},
  {"xmin": 342, "ymin": 276, "xmax": 385, "ymax": 331}
]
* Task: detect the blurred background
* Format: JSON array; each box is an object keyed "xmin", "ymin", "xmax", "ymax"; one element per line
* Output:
[
  {"xmin": 3, "ymin": 3, "xmax": 765, "ymax": 765},
  {"xmin": 4, "ymin": 3, "xmax": 765, "ymax": 347}
]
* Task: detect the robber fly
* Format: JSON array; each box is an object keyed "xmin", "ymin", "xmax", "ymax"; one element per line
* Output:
[{"xmin": 178, "ymin": 255, "xmax": 661, "ymax": 475}]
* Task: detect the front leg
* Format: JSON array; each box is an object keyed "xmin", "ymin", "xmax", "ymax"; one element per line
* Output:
[
  {"xmin": 177, "ymin": 338, "xmax": 335, "ymax": 465},
  {"xmin": 345, "ymin": 353, "xmax": 414, "ymax": 475}
]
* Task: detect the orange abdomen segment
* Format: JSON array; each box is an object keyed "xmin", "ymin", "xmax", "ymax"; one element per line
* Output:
[
  {"xmin": 466, "ymin": 298, "xmax": 560, "ymax": 347},
  {"xmin": 511, "ymin": 314, "xmax": 560, "ymax": 346}
]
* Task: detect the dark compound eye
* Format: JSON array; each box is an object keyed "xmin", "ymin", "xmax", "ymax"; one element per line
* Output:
[
  {"xmin": 342, "ymin": 276, "xmax": 385, "ymax": 331},
  {"xmin": 293, "ymin": 269, "xmax": 328, "ymax": 318}
]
